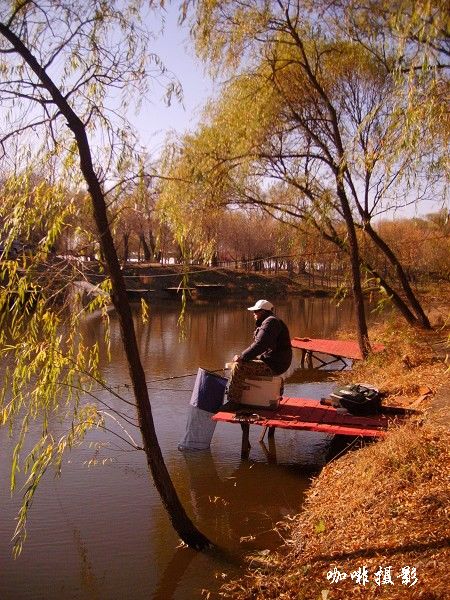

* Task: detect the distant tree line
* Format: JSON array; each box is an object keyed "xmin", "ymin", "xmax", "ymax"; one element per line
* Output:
[{"xmin": 2, "ymin": 174, "xmax": 448, "ymax": 289}]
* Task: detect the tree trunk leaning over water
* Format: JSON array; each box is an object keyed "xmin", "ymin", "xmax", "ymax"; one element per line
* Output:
[
  {"xmin": 336, "ymin": 184, "xmax": 372, "ymax": 358},
  {"xmin": 362, "ymin": 222, "xmax": 432, "ymax": 329},
  {"xmin": 0, "ymin": 21, "xmax": 212, "ymax": 551}
]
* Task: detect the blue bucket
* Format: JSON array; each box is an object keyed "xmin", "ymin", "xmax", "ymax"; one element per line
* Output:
[
  {"xmin": 178, "ymin": 368, "xmax": 228, "ymax": 451},
  {"xmin": 189, "ymin": 368, "xmax": 228, "ymax": 413}
]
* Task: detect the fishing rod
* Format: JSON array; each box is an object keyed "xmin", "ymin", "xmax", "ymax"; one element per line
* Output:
[
  {"xmin": 86, "ymin": 367, "xmax": 230, "ymax": 396},
  {"xmin": 146, "ymin": 367, "xmax": 228, "ymax": 384}
]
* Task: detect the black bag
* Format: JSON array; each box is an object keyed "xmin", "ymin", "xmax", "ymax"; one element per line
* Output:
[{"xmin": 329, "ymin": 384, "xmax": 382, "ymax": 416}]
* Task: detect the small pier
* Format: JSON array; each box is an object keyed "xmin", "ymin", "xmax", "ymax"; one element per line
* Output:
[
  {"xmin": 213, "ymin": 396, "xmax": 391, "ymax": 459},
  {"xmin": 72, "ymin": 280, "xmax": 155, "ymax": 303},
  {"xmin": 125, "ymin": 288, "xmax": 155, "ymax": 301},
  {"xmin": 193, "ymin": 283, "xmax": 225, "ymax": 296},
  {"xmin": 291, "ymin": 337, "xmax": 385, "ymax": 369},
  {"xmin": 164, "ymin": 286, "xmax": 196, "ymax": 295},
  {"xmin": 165, "ymin": 283, "xmax": 225, "ymax": 298}
]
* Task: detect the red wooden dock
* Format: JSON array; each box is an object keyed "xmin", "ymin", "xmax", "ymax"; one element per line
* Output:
[
  {"xmin": 213, "ymin": 397, "xmax": 390, "ymax": 459},
  {"xmin": 291, "ymin": 337, "xmax": 385, "ymax": 369}
]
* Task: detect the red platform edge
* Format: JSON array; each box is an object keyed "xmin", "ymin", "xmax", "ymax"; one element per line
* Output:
[
  {"xmin": 291, "ymin": 338, "xmax": 385, "ymax": 360},
  {"xmin": 213, "ymin": 396, "xmax": 389, "ymax": 438}
]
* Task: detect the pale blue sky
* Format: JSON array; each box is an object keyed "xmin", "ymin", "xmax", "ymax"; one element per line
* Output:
[
  {"xmin": 130, "ymin": 4, "xmax": 216, "ymax": 156},
  {"xmin": 127, "ymin": 5, "xmax": 446, "ymax": 219}
]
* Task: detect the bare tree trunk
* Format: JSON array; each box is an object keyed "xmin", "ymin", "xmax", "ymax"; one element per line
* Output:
[
  {"xmin": 362, "ymin": 265, "xmax": 421, "ymax": 327},
  {"xmin": 140, "ymin": 234, "xmax": 152, "ymax": 262},
  {"xmin": 1, "ymin": 23, "xmax": 212, "ymax": 551},
  {"xmin": 122, "ymin": 233, "xmax": 130, "ymax": 265},
  {"xmin": 337, "ymin": 185, "xmax": 371, "ymax": 357},
  {"xmin": 320, "ymin": 227, "xmax": 422, "ymax": 327},
  {"xmin": 363, "ymin": 223, "xmax": 431, "ymax": 329}
]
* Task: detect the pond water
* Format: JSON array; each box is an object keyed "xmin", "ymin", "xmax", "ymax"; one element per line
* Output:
[{"xmin": 0, "ymin": 297, "xmax": 370, "ymax": 600}]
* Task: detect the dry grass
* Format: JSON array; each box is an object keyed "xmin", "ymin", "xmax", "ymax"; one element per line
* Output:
[
  {"xmin": 220, "ymin": 425, "xmax": 449, "ymax": 599},
  {"xmin": 339, "ymin": 317, "xmax": 450, "ymax": 410},
  {"xmin": 218, "ymin": 311, "xmax": 450, "ymax": 600}
]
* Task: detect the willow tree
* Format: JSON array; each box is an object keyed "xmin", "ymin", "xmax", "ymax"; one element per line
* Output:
[
  {"xmin": 159, "ymin": 4, "xmax": 435, "ymax": 355},
  {"xmin": 188, "ymin": 1, "xmax": 445, "ymax": 329},
  {"xmin": 159, "ymin": 56, "xmax": 426, "ymax": 330},
  {"xmin": 312, "ymin": 0, "xmax": 449, "ymax": 326},
  {"xmin": 314, "ymin": 0, "xmax": 449, "ymax": 189},
  {"xmin": 326, "ymin": 0, "xmax": 449, "ymax": 76},
  {"xmin": 0, "ymin": 0, "xmax": 211, "ymax": 553},
  {"xmin": 261, "ymin": 35, "xmax": 437, "ymax": 330},
  {"xmin": 159, "ymin": 70, "xmax": 280, "ymax": 260}
]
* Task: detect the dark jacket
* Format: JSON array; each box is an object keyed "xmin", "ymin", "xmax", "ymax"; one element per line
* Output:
[{"xmin": 240, "ymin": 313, "xmax": 292, "ymax": 375}]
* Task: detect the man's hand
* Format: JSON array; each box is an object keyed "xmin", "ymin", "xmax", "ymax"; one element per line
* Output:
[{"xmin": 233, "ymin": 354, "xmax": 241, "ymax": 362}]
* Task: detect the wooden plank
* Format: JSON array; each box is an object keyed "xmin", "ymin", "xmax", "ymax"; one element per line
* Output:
[
  {"xmin": 213, "ymin": 396, "xmax": 390, "ymax": 440},
  {"xmin": 240, "ymin": 423, "xmax": 251, "ymax": 459},
  {"xmin": 291, "ymin": 337, "xmax": 385, "ymax": 360}
]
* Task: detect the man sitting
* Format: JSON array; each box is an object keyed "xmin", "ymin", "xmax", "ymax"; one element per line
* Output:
[{"xmin": 227, "ymin": 299, "xmax": 292, "ymax": 403}]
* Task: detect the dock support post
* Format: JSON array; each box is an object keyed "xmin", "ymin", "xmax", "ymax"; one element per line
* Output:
[
  {"xmin": 300, "ymin": 349, "xmax": 314, "ymax": 368},
  {"xmin": 258, "ymin": 425, "xmax": 276, "ymax": 443},
  {"xmin": 259, "ymin": 426, "xmax": 268, "ymax": 442},
  {"xmin": 240, "ymin": 423, "xmax": 250, "ymax": 459}
]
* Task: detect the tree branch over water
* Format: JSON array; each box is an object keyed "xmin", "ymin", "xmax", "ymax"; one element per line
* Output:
[{"xmin": 0, "ymin": 0, "xmax": 211, "ymax": 554}]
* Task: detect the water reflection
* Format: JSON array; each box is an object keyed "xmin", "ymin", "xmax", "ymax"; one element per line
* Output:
[
  {"xmin": 152, "ymin": 546, "xmax": 197, "ymax": 600},
  {"xmin": 0, "ymin": 297, "xmax": 375, "ymax": 600},
  {"xmin": 182, "ymin": 451, "xmax": 313, "ymax": 550}
]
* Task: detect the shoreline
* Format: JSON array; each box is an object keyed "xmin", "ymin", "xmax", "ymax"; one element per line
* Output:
[
  {"xmin": 82, "ymin": 262, "xmax": 337, "ymax": 301},
  {"xmin": 217, "ymin": 310, "xmax": 450, "ymax": 599}
]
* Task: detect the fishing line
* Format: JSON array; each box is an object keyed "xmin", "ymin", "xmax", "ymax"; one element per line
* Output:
[{"xmin": 81, "ymin": 368, "xmax": 229, "ymax": 397}]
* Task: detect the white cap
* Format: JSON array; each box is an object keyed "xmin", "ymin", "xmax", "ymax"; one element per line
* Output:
[{"xmin": 247, "ymin": 299, "xmax": 274, "ymax": 312}]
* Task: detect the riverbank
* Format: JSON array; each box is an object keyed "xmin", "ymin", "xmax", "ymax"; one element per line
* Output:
[
  {"xmin": 220, "ymin": 423, "xmax": 449, "ymax": 600},
  {"xmin": 218, "ymin": 293, "xmax": 449, "ymax": 599},
  {"xmin": 83, "ymin": 262, "xmax": 334, "ymax": 300}
]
